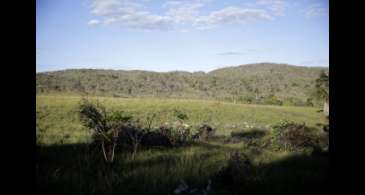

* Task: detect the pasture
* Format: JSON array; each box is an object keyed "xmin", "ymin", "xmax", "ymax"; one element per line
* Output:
[
  {"xmin": 36, "ymin": 95, "xmax": 328, "ymax": 195},
  {"xmin": 36, "ymin": 95, "xmax": 322, "ymax": 145}
]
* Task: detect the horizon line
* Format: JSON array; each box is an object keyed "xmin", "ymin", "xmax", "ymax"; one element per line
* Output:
[{"xmin": 36, "ymin": 62, "xmax": 329, "ymax": 74}]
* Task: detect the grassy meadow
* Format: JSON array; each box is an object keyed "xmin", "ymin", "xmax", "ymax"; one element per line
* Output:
[
  {"xmin": 36, "ymin": 95, "xmax": 328, "ymax": 195},
  {"xmin": 36, "ymin": 95, "xmax": 322, "ymax": 145}
]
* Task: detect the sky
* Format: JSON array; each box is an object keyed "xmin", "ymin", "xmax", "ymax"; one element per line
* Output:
[{"xmin": 36, "ymin": 0, "xmax": 329, "ymax": 72}]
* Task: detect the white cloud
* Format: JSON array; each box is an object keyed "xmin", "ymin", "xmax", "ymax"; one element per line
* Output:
[
  {"xmin": 88, "ymin": 0, "xmax": 279, "ymax": 30},
  {"xmin": 89, "ymin": 0, "xmax": 173, "ymax": 30},
  {"xmin": 90, "ymin": 0, "xmax": 122, "ymax": 16},
  {"xmin": 257, "ymin": 0, "xmax": 286, "ymax": 16},
  {"xmin": 305, "ymin": 3, "xmax": 328, "ymax": 18},
  {"xmin": 194, "ymin": 7, "xmax": 272, "ymax": 29},
  {"xmin": 103, "ymin": 12, "xmax": 173, "ymax": 30},
  {"xmin": 165, "ymin": 1, "xmax": 204, "ymax": 24},
  {"xmin": 217, "ymin": 51, "xmax": 245, "ymax": 56},
  {"xmin": 88, "ymin": 19, "xmax": 100, "ymax": 26}
]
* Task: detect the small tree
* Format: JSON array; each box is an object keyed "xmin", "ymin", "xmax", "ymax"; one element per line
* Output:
[
  {"xmin": 125, "ymin": 125, "xmax": 145, "ymax": 159},
  {"xmin": 314, "ymin": 71, "xmax": 329, "ymax": 116},
  {"xmin": 79, "ymin": 99, "xmax": 131, "ymax": 163}
]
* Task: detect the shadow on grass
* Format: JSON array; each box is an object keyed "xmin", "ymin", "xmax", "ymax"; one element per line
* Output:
[
  {"xmin": 214, "ymin": 152, "xmax": 329, "ymax": 195},
  {"xmin": 36, "ymin": 143, "xmax": 328, "ymax": 195},
  {"xmin": 231, "ymin": 129, "xmax": 267, "ymax": 139}
]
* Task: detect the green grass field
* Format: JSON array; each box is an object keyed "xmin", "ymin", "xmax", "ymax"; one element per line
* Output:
[
  {"xmin": 36, "ymin": 95, "xmax": 322, "ymax": 145},
  {"xmin": 36, "ymin": 95, "xmax": 328, "ymax": 195}
]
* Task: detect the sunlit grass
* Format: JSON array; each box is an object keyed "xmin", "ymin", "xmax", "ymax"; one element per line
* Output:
[{"xmin": 36, "ymin": 95, "xmax": 322, "ymax": 145}]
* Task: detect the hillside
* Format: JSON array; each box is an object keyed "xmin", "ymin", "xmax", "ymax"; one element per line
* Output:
[{"xmin": 36, "ymin": 63, "xmax": 328, "ymax": 106}]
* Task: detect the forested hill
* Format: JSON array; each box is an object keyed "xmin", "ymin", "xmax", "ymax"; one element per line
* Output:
[{"xmin": 36, "ymin": 63, "xmax": 328, "ymax": 106}]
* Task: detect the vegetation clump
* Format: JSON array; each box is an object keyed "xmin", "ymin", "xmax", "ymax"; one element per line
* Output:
[
  {"xmin": 79, "ymin": 99, "xmax": 130, "ymax": 162},
  {"xmin": 271, "ymin": 120, "xmax": 322, "ymax": 151},
  {"xmin": 80, "ymin": 99, "xmax": 199, "ymax": 162},
  {"xmin": 193, "ymin": 124, "xmax": 216, "ymax": 141},
  {"xmin": 157, "ymin": 122, "xmax": 193, "ymax": 147}
]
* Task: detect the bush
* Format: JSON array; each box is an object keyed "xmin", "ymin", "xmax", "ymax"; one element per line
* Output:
[
  {"xmin": 157, "ymin": 122, "xmax": 193, "ymax": 146},
  {"xmin": 141, "ymin": 131, "xmax": 173, "ymax": 148},
  {"xmin": 114, "ymin": 124, "xmax": 143, "ymax": 149},
  {"xmin": 193, "ymin": 124, "xmax": 216, "ymax": 141},
  {"xmin": 271, "ymin": 120, "xmax": 320, "ymax": 151}
]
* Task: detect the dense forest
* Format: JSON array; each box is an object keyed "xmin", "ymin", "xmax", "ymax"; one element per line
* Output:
[{"xmin": 36, "ymin": 63, "xmax": 328, "ymax": 106}]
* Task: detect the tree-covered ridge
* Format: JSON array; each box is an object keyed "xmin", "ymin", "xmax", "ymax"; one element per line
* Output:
[{"xmin": 36, "ymin": 63, "xmax": 328, "ymax": 106}]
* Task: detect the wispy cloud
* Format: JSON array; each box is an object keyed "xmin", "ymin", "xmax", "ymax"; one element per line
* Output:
[
  {"xmin": 304, "ymin": 3, "xmax": 328, "ymax": 18},
  {"xmin": 257, "ymin": 0, "xmax": 286, "ymax": 16},
  {"xmin": 87, "ymin": 0, "xmax": 284, "ymax": 30},
  {"xmin": 217, "ymin": 51, "xmax": 245, "ymax": 56},
  {"xmin": 89, "ymin": 0, "xmax": 173, "ymax": 30},
  {"xmin": 164, "ymin": 1, "xmax": 204, "ymax": 24},
  {"xmin": 194, "ymin": 7, "xmax": 272, "ymax": 29},
  {"xmin": 88, "ymin": 19, "xmax": 100, "ymax": 26}
]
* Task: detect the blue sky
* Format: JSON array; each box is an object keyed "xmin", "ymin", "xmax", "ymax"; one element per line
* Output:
[{"xmin": 36, "ymin": 0, "xmax": 328, "ymax": 72}]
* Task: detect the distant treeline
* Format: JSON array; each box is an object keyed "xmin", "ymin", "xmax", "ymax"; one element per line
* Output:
[{"xmin": 36, "ymin": 63, "xmax": 328, "ymax": 106}]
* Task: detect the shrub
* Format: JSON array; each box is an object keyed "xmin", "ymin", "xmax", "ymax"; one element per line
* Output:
[
  {"xmin": 193, "ymin": 124, "xmax": 216, "ymax": 141},
  {"xmin": 79, "ymin": 99, "xmax": 123, "ymax": 163},
  {"xmin": 271, "ymin": 120, "xmax": 320, "ymax": 151},
  {"xmin": 157, "ymin": 122, "xmax": 193, "ymax": 146},
  {"xmin": 141, "ymin": 131, "xmax": 173, "ymax": 148}
]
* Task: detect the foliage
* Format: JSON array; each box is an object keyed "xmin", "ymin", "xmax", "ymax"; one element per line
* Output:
[
  {"xmin": 271, "ymin": 120, "xmax": 321, "ymax": 151},
  {"xmin": 173, "ymin": 109, "xmax": 189, "ymax": 121},
  {"xmin": 313, "ymin": 71, "xmax": 329, "ymax": 102},
  {"xmin": 190, "ymin": 124, "xmax": 216, "ymax": 141},
  {"xmin": 79, "ymin": 99, "xmax": 127, "ymax": 162},
  {"xmin": 36, "ymin": 63, "xmax": 327, "ymax": 106},
  {"xmin": 157, "ymin": 122, "xmax": 193, "ymax": 146}
]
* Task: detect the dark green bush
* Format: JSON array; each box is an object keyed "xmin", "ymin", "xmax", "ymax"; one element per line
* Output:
[
  {"xmin": 271, "ymin": 120, "xmax": 322, "ymax": 151},
  {"xmin": 157, "ymin": 122, "xmax": 193, "ymax": 146}
]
